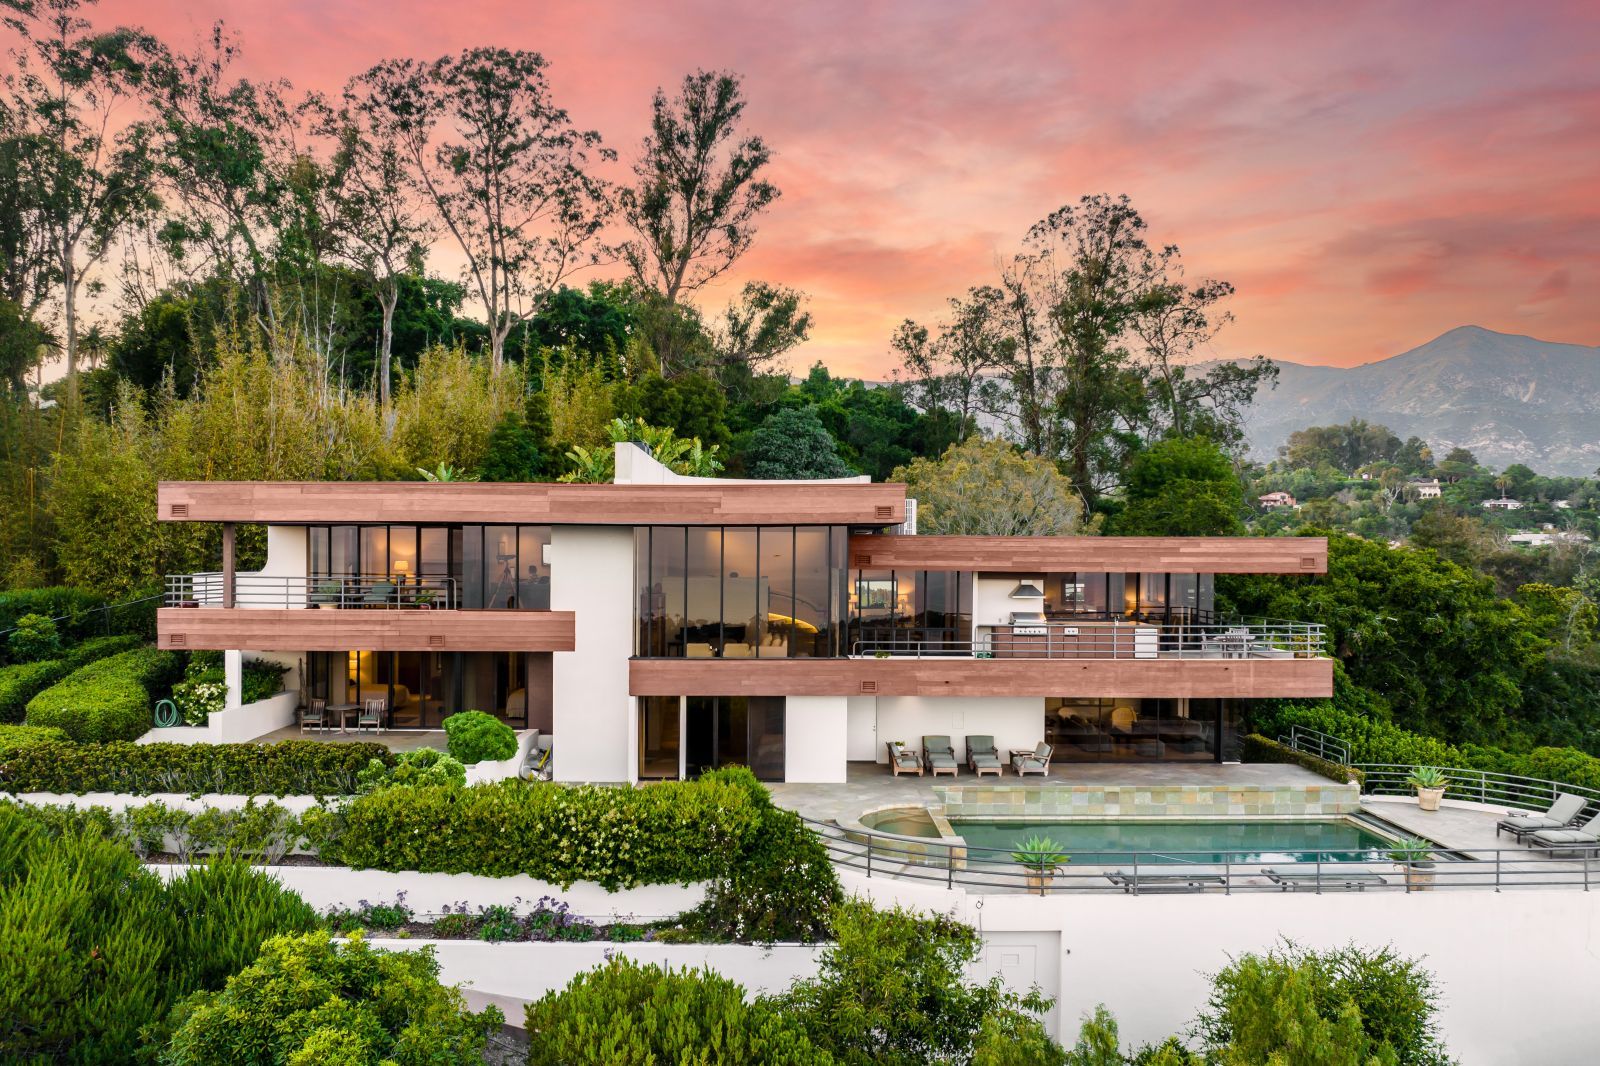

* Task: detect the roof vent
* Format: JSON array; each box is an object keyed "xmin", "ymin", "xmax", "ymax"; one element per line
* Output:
[
  {"xmin": 859, "ymin": 680, "xmax": 877, "ymax": 694},
  {"xmin": 1300, "ymin": 556, "xmax": 1318, "ymax": 570},
  {"xmin": 167, "ymin": 633, "xmax": 186, "ymax": 648},
  {"xmin": 1009, "ymin": 582, "xmax": 1045, "ymax": 599},
  {"xmin": 428, "ymin": 634, "xmax": 445, "ymax": 648},
  {"xmin": 874, "ymin": 505, "xmax": 894, "ymax": 520},
  {"xmin": 169, "ymin": 503, "xmax": 189, "ymax": 518}
]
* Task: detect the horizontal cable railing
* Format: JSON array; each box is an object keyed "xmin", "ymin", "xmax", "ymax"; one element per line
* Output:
[
  {"xmin": 165, "ymin": 573, "xmax": 458, "ymax": 610},
  {"xmin": 801, "ymin": 816, "xmax": 1596, "ymax": 895},
  {"xmin": 851, "ymin": 620, "xmax": 1326, "ymax": 660},
  {"xmin": 1279, "ymin": 725, "xmax": 1350, "ymax": 765}
]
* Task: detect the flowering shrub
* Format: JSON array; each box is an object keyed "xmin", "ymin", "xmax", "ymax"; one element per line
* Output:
[{"xmin": 173, "ymin": 678, "xmax": 226, "ymax": 725}]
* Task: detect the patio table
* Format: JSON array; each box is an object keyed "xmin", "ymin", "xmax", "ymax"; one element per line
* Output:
[{"xmin": 325, "ymin": 702, "xmax": 361, "ymax": 733}]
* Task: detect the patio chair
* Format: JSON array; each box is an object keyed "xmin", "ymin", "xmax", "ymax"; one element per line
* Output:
[
  {"xmin": 300, "ymin": 698, "xmax": 327, "ymax": 734},
  {"xmin": 360, "ymin": 580, "xmax": 396, "ymax": 607},
  {"xmin": 886, "ymin": 741, "xmax": 923, "ymax": 777},
  {"xmin": 1528, "ymin": 810, "xmax": 1600, "ymax": 856},
  {"xmin": 965, "ymin": 735, "xmax": 1003, "ymax": 777},
  {"xmin": 357, "ymin": 697, "xmax": 386, "ymax": 734},
  {"xmin": 1496, "ymin": 793, "xmax": 1586, "ymax": 841},
  {"xmin": 922, "ymin": 735, "xmax": 959, "ymax": 777},
  {"xmin": 1011, "ymin": 741, "xmax": 1052, "ymax": 777}
]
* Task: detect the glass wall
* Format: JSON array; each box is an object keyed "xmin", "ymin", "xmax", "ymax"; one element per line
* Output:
[
  {"xmin": 846, "ymin": 570, "xmax": 972, "ymax": 654},
  {"xmin": 305, "ymin": 525, "xmax": 552, "ymax": 610},
  {"xmin": 306, "ymin": 650, "xmax": 551, "ymax": 729},
  {"xmin": 1043, "ymin": 573, "xmax": 1215, "ymax": 623},
  {"xmin": 685, "ymin": 695, "xmax": 785, "ymax": 780},
  {"xmin": 1044, "ymin": 697, "xmax": 1236, "ymax": 762},
  {"xmin": 635, "ymin": 526, "xmax": 842, "ymax": 657}
]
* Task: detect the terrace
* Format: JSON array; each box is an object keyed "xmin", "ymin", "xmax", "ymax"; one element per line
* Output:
[{"xmin": 850, "ymin": 618, "xmax": 1326, "ymax": 661}]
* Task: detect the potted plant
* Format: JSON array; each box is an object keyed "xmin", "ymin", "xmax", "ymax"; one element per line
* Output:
[
  {"xmin": 1388, "ymin": 837, "xmax": 1437, "ymax": 890},
  {"xmin": 311, "ymin": 580, "xmax": 342, "ymax": 608},
  {"xmin": 1406, "ymin": 766, "xmax": 1449, "ymax": 811},
  {"xmin": 413, "ymin": 588, "xmax": 437, "ymax": 610},
  {"xmin": 1011, "ymin": 835, "xmax": 1070, "ymax": 894},
  {"xmin": 873, "ymin": 650, "xmax": 891, "ymax": 659}
]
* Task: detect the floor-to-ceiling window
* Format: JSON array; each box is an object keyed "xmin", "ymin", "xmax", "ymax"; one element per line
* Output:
[
  {"xmin": 1045, "ymin": 697, "xmax": 1231, "ymax": 762},
  {"xmin": 305, "ymin": 525, "xmax": 552, "ymax": 610},
  {"xmin": 847, "ymin": 569, "xmax": 972, "ymax": 654},
  {"xmin": 307, "ymin": 650, "xmax": 550, "ymax": 729},
  {"xmin": 634, "ymin": 526, "xmax": 843, "ymax": 657}
]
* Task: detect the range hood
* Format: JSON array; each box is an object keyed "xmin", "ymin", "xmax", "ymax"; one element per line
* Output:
[{"xmin": 1009, "ymin": 581, "xmax": 1045, "ymax": 599}]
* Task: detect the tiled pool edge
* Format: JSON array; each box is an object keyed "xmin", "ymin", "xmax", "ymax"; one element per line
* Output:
[{"xmin": 933, "ymin": 782, "xmax": 1361, "ymax": 819}]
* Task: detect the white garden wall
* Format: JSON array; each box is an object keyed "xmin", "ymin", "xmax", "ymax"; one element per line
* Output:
[
  {"xmin": 136, "ymin": 689, "xmax": 299, "ymax": 746},
  {"xmin": 840, "ymin": 871, "xmax": 1600, "ymax": 1065}
]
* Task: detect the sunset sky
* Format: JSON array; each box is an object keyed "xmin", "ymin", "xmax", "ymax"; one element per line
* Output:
[{"xmin": 94, "ymin": 0, "xmax": 1600, "ymax": 378}]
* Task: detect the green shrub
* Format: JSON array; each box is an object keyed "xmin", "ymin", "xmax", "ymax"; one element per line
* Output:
[
  {"xmin": 772, "ymin": 899, "xmax": 1058, "ymax": 1066},
  {"xmin": 525, "ymin": 956, "xmax": 832, "ymax": 1066},
  {"xmin": 0, "ymin": 722, "xmax": 69, "ymax": 757},
  {"xmin": 242, "ymin": 658, "xmax": 288, "ymax": 703},
  {"xmin": 442, "ymin": 709, "xmax": 517, "ymax": 764},
  {"xmin": 24, "ymin": 646, "xmax": 184, "ymax": 742},
  {"xmin": 159, "ymin": 931, "xmax": 502, "ymax": 1066},
  {"xmin": 680, "ymin": 767, "xmax": 839, "ymax": 943},
  {"xmin": 1242, "ymin": 734, "xmax": 1365, "ymax": 788},
  {"xmin": 0, "ymin": 586, "xmax": 107, "ymax": 647},
  {"xmin": 332, "ymin": 776, "xmax": 765, "ymax": 890},
  {"xmin": 0, "ymin": 739, "xmax": 393, "ymax": 796},
  {"xmin": 162, "ymin": 857, "xmax": 320, "ymax": 992},
  {"xmin": 357, "ymin": 747, "xmax": 467, "ymax": 793},
  {"xmin": 7, "ymin": 612, "xmax": 59, "ymax": 662},
  {"xmin": 1194, "ymin": 941, "xmax": 1452, "ymax": 1066},
  {"xmin": 0, "ymin": 635, "xmax": 142, "ymax": 724}
]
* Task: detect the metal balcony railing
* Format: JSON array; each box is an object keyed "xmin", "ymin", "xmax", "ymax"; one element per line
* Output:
[
  {"xmin": 802, "ymin": 817, "xmax": 1595, "ymax": 895},
  {"xmin": 165, "ymin": 573, "xmax": 458, "ymax": 610},
  {"xmin": 851, "ymin": 620, "xmax": 1327, "ymax": 660}
]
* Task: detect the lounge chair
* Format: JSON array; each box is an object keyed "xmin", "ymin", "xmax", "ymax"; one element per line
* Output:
[
  {"xmin": 360, "ymin": 580, "xmax": 396, "ymax": 607},
  {"xmin": 1012, "ymin": 741, "xmax": 1052, "ymax": 777},
  {"xmin": 1496, "ymin": 793, "xmax": 1587, "ymax": 841},
  {"xmin": 1106, "ymin": 871, "xmax": 1227, "ymax": 893},
  {"xmin": 886, "ymin": 741, "xmax": 923, "ymax": 777},
  {"xmin": 1529, "ymin": 810, "xmax": 1600, "ymax": 856},
  {"xmin": 300, "ymin": 698, "xmax": 327, "ymax": 734},
  {"xmin": 965, "ymin": 735, "xmax": 1003, "ymax": 776},
  {"xmin": 1263, "ymin": 868, "xmax": 1387, "ymax": 891},
  {"xmin": 923, "ymin": 735, "xmax": 959, "ymax": 777}
]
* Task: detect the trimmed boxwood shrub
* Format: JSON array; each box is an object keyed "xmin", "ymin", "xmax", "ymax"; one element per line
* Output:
[
  {"xmin": 0, "ymin": 739, "xmax": 394, "ymax": 796},
  {"xmin": 0, "ymin": 723, "xmax": 69, "ymax": 757},
  {"xmin": 332, "ymin": 776, "xmax": 766, "ymax": 889},
  {"xmin": 1242, "ymin": 734, "xmax": 1365, "ymax": 788},
  {"xmin": 0, "ymin": 635, "xmax": 148, "ymax": 725},
  {"xmin": 24, "ymin": 646, "xmax": 184, "ymax": 742},
  {"xmin": 441, "ymin": 709, "xmax": 517, "ymax": 764}
]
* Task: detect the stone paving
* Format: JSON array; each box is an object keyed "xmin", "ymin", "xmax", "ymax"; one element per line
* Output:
[{"xmin": 768, "ymin": 759, "xmax": 1330, "ymax": 823}]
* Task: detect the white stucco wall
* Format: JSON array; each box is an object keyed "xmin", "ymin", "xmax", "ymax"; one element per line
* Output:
[
  {"xmin": 972, "ymin": 572, "xmax": 1044, "ymax": 630},
  {"xmin": 874, "ymin": 696, "xmax": 1046, "ymax": 763},
  {"xmin": 842, "ymin": 872, "xmax": 1600, "ymax": 1064},
  {"xmin": 846, "ymin": 695, "xmax": 879, "ymax": 761},
  {"xmin": 259, "ymin": 524, "xmax": 308, "ymax": 584},
  {"xmin": 550, "ymin": 525, "xmax": 635, "ymax": 783},
  {"xmin": 784, "ymin": 696, "xmax": 847, "ymax": 783}
]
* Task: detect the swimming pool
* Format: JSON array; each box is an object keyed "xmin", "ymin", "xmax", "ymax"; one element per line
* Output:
[{"xmin": 952, "ymin": 818, "xmax": 1397, "ymax": 864}]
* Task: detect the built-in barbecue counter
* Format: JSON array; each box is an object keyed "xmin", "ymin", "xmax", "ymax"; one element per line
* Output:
[{"xmin": 977, "ymin": 619, "xmax": 1158, "ymax": 659}]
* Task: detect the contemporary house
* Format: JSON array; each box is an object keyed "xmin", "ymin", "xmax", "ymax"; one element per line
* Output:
[{"xmin": 156, "ymin": 444, "xmax": 1332, "ymax": 784}]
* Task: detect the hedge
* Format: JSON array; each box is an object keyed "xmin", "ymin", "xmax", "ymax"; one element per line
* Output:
[
  {"xmin": 0, "ymin": 723, "xmax": 69, "ymax": 758},
  {"xmin": 0, "ymin": 739, "xmax": 393, "ymax": 796},
  {"xmin": 24, "ymin": 647, "xmax": 184, "ymax": 742},
  {"xmin": 1264, "ymin": 704, "xmax": 1600, "ymax": 796},
  {"xmin": 332, "ymin": 775, "xmax": 767, "ymax": 890},
  {"xmin": 0, "ymin": 635, "xmax": 144, "ymax": 724},
  {"xmin": 1241, "ymin": 734, "xmax": 1365, "ymax": 788}
]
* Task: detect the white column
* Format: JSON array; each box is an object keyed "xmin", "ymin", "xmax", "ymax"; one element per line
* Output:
[
  {"xmin": 224, "ymin": 649, "xmax": 243, "ymax": 710},
  {"xmin": 549, "ymin": 526, "xmax": 635, "ymax": 783}
]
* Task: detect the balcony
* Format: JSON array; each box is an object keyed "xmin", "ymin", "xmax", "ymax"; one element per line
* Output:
[
  {"xmin": 157, "ymin": 573, "xmax": 574, "ymax": 653},
  {"xmin": 850, "ymin": 619, "xmax": 1327, "ymax": 661},
  {"xmin": 166, "ymin": 573, "xmax": 461, "ymax": 610}
]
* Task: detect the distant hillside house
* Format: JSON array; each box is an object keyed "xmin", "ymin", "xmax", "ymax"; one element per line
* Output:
[
  {"xmin": 1554, "ymin": 499, "xmax": 1574, "ymax": 510},
  {"xmin": 1258, "ymin": 491, "xmax": 1297, "ymax": 509},
  {"xmin": 1508, "ymin": 530, "xmax": 1593, "ymax": 547},
  {"xmin": 1482, "ymin": 497, "xmax": 1523, "ymax": 511},
  {"xmin": 1410, "ymin": 477, "xmax": 1442, "ymax": 499}
]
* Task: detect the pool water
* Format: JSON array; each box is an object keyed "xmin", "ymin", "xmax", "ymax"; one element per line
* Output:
[{"xmin": 953, "ymin": 818, "xmax": 1395, "ymax": 865}]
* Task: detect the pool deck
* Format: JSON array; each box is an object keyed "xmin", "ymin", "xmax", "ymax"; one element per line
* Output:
[{"xmin": 768, "ymin": 760, "xmax": 1332, "ymax": 824}]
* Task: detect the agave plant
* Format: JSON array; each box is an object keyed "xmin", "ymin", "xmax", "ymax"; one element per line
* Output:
[
  {"xmin": 1387, "ymin": 836, "xmax": 1435, "ymax": 865},
  {"xmin": 1011, "ymin": 835, "xmax": 1070, "ymax": 873},
  {"xmin": 1405, "ymin": 766, "xmax": 1449, "ymax": 790}
]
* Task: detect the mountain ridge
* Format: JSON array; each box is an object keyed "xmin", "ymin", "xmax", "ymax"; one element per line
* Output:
[{"xmin": 1224, "ymin": 325, "xmax": 1600, "ymax": 474}]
